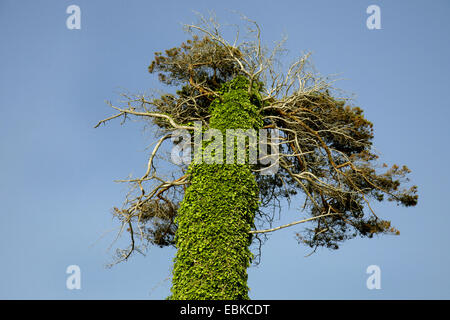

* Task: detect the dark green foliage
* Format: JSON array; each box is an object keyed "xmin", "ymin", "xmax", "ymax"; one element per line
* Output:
[
  {"xmin": 260, "ymin": 91, "xmax": 418, "ymax": 250},
  {"xmin": 149, "ymin": 35, "xmax": 240, "ymax": 88},
  {"xmin": 142, "ymin": 35, "xmax": 418, "ymax": 253},
  {"xmin": 148, "ymin": 35, "xmax": 242, "ymax": 129}
]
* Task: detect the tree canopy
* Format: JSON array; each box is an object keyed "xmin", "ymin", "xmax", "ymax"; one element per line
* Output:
[{"xmin": 96, "ymin": 14, "xmax": 418, "ymax": 266}]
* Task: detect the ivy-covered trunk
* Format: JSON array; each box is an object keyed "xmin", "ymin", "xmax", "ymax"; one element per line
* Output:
[{"xmin": 170, "ymin": 77, "xmax": 263, "ymax": 299}]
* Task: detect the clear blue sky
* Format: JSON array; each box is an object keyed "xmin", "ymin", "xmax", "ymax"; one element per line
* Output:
[{"xmin": 1, "ymin": 0, "xmax": 449, "ymax": 299}]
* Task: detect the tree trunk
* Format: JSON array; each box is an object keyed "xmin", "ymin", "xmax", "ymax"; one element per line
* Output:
[{"xmin": 170, "ymin": 76, "xmax": 262, "ymax": 299}]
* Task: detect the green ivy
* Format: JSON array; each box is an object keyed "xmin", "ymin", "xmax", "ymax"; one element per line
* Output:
[{"xmin": 169, "ymin": 76, "xmax": 263, "ymax": 300}]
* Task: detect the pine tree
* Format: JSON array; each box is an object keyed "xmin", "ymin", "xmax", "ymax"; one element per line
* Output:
[{"xmin": 96, "ymin": 15, "xmax": 418, "ymax": 299}]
